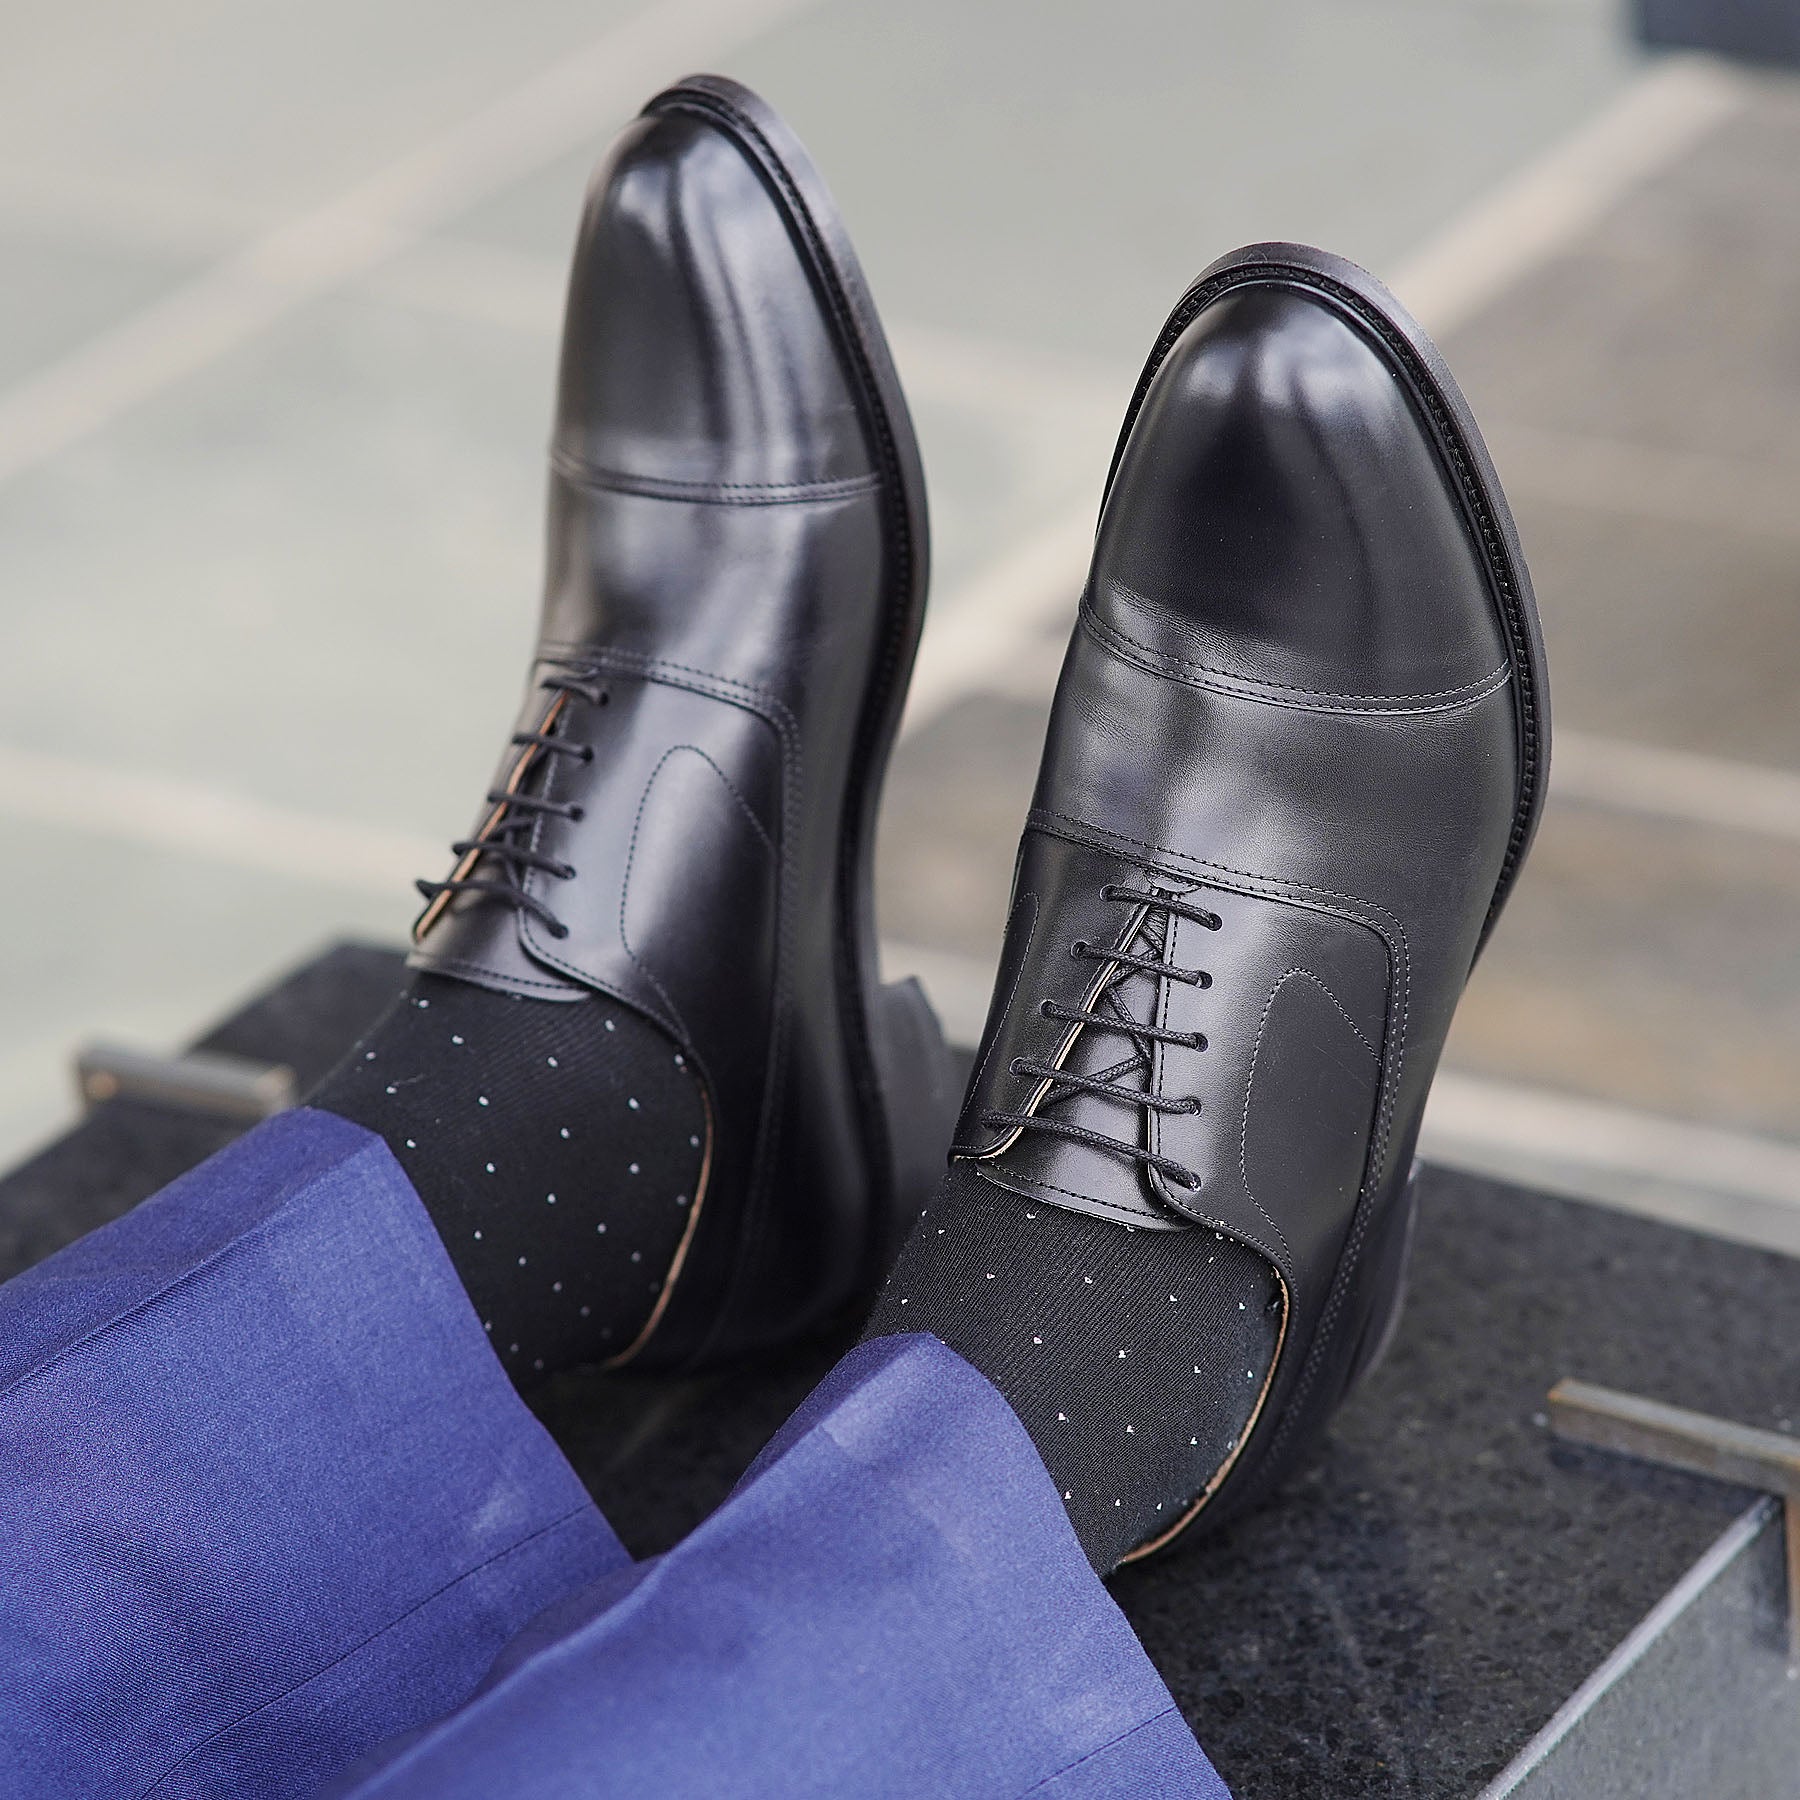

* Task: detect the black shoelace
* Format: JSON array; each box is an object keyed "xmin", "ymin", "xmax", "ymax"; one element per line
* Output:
[
  {"xmin": 415, "ymin": 670, "xmax": 608, "ymax": 941},
  {"xmin": 983, "ymin": 883, "xmax": 1220, "ymax": 1190}
]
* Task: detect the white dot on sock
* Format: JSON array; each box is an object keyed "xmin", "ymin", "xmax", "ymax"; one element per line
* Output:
[
  {"xmin": 1169, "ymin": 1294, "xmax": 1179, "ymax": 1303},
  {"xmin": 509, "ymin": 1343, "xmax": 519, "ymax": 1354},
  {"xmin": 1057, "ymin": 1412, "xmax": 1068, "ymax": 1422},
  {"xmin": 689, "ymin": 1134, "xmax": 699, "ymax": 1147},
  {"xmin": 1083, "ymin": 1275, "xmax": 1094, "ymax": 1285},
  {"xmin": 630, "ymin": 1251, "xmax": 641, "ymax": 1263},
  {"xmin": 627, "ymin": 1097, "xmax": 639, "ymax": 1110},
  {"xmin": 517, "ymin": 1256, "xmax": 527, "ymax": 1267},
  {"xmin": 477, "ymin": 1096, "xmax": 489, "ymax": 1107},
  {"xmin": 483, "ymin": 1320, "xmax": 491, "ymax": 1332},
  {"xmin": 628, "ymin": 1162, "xmax": 639, "ymax": 1175},
  {"xmin": 417, "ymin": 998, "xmax": 428, "ymax": 1008},
  {"xmin": 533, "ymin": 1359, "xmax": 544, "ymax": 1371},
  {"xmin": 596, "ymin": 1222, "xmax": 606, "ymax": 1233},
  {"xmin": 547, "ymin": 1056, "xmax": 558, "ymax": 1068},
  {"xmin": 451, "ymin": 1035, "xmax": 464, "ymax": 1046},
  {"xmin": 1126, "ymin": 1425, "xmax": 1136, "ymax": 1434},
  {"xmin": 579, "ymin": 1306, "xmax": 590, "ymax": 1317},
  {"xmin": 1032, "ymin": 1335, "xmax": 1043, "ymax": 1345},
  {"xmin": 473, "ymin": 1230, "xmax": 482, "ymax": 1241},
  {"xmin": 675, "ymin": 1195, "xmax": 687, "ymax": 1207},
  {"xmin": 1118, "ymin": 1349, "xmax": 1127, "ymax": 1358},
  {"xmin": 363, "ymin": 1051, "xmax": 375, "ymax": 1061},
  {"xmin": 605, "ymin": 1019, "xmax": 615, "ymax": 1032},
  {"xmin": 384, "ymin": 1084, "xmax": 396, "ymax": 1095},
  {"xmin": 484, "ymin": 1162, "xmax": 495, "ymax": 1174},
  {"xmin": 404, "ymin": 1139, "xmax": 416, "ymax": 1149},
  {"xmin": 985, "ymin": 1271, "xmax": 994, "ymax": 1280},
  {"xmin": 546, "ymin": 1193, "xmax": 556, "ymax": 1205},
  {"xmin": 552, "ymin": 1282, "xmax": 562, "ymax": 1293},
  {"xmin": 560, "ymin": 1127, "xmax": 570, "ymax": 1139}
]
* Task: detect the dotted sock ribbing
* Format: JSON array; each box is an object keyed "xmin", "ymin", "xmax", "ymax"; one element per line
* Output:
[
  {"xmin": 863, "ymin": 1160, "xmax": 1282, "ymax": 1572},
  {"xmin": 311, "ymin": 972, "xmax": 705, "ymax": 1384}
]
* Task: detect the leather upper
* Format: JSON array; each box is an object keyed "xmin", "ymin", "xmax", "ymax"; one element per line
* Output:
[
  {"xmin": 410, "ymin": 82, "xmax": 923, "ymax": 1364},
  {"xmin": 954, "ymin": 266, "xmax": 1532, "ymax": 1524}
]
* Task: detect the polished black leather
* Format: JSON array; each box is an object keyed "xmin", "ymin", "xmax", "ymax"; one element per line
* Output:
[
  {"xmin": 954, "ymin": 244, "xmax": 1549, "ymax": 1547},
  {"xmin": 411, "ymin": 75, "xmax": 948, "ymax": 1368}
]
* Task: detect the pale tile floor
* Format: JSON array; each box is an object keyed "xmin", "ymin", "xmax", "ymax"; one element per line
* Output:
[{"xmin": 2, "ymin": 1, "xmax": 1795, "ymax": 1245}]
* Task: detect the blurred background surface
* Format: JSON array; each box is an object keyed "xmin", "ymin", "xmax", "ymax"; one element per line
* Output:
[{"xmin": 0, "ymin": 0, "xmax": 1795, "ymax": 1244}]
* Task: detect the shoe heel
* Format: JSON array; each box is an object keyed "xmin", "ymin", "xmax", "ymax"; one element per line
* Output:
[
  {"xmin": 868, "ymin": 976, "xmax": 960, "ymax": 1260},
  {"xmin": 1346, "ymin": 1159, "xmax": 1421, "ymax": 1394}
]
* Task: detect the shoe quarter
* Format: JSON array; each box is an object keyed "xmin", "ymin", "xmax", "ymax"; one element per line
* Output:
[{"xmin": 1146, "ymin": 888, "xmax": 1390, "ymax": 1309}]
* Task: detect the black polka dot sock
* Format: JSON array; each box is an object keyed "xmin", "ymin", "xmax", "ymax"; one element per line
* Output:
[
  {"xmin": 310, "ymin": 972, "xmax": 705, "ymax": 1385},
  {"xmin": 862, "ymin": 1161, "xmax": 1283, "ymax": 1573}
]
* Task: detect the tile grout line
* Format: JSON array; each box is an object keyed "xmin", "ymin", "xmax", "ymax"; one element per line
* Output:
[{"xmin": 0, "ymin": 0, "xmax": 827, "ymax": 489}]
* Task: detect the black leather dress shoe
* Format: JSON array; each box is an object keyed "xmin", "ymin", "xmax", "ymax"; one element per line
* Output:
[
  {"xmin": 952, "ymin": 243, "xmax": 1549, "ymax": 1551},
  {"xmin": 411, "ymin": 75, "xmax": 955, "ymax": 1369}
]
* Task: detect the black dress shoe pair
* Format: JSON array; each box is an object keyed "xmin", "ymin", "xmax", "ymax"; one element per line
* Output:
[{"xmin": 407, "ymin": 76, "xmax": 1547, "ymax": 1555}]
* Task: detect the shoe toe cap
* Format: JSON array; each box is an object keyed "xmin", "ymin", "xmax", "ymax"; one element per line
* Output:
[
  {"xmin": 1093, "ymin": 281, "xmax": 1509, "ymax": 704},
  {"xmin": 553, "ymin": 107, "xmax": 870, "ymax": 491}
]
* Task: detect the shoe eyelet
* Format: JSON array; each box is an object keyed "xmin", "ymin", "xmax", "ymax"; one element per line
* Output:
[
  {"xmin": 569, "ymin": 805, "xmax": 586, "ymax": 822},
  {"xmin": 1070, "ymin": 940, "xmax": 1089, "ymax": 959},
  {"xmin": 1195, "ymin": 971, "xmax": 1213, "ymax": 989},
  {"xmin": 1180, "ymin": 1096, "xmax": 1202, "ymax": 1115},
  {"xmin": 1038, "ymin": 999, "xmax": 1055, "ymax": 1019},
  {"xmin": 1008, "ymin": 1057, "xmax": 1026, "ymax": 1077},
  {"xmin": 1191, "ymin": 1033, "xmax": 1208, "ymax": 1052},
  {"xmin": 581, "ymin": 746, "xmax": 595, "ymax": 763}
]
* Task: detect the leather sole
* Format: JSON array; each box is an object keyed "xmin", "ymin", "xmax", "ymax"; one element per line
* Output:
[{"xmin": 643, "ymin": 76, "xmax": 941, "ymax": 1309}]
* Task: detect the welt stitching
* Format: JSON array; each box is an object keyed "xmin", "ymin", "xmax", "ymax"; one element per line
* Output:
[
  {"xmin": 1082, "ymin": 604, "xmax": 1513, "ymax": 713},
  {"xmin": 1099, "ymin": 584, "xmax": 1512, "ymax": 701},
  {"xmin": 550, "ymin": 449, "xmax": 880, "ymax": 506}
]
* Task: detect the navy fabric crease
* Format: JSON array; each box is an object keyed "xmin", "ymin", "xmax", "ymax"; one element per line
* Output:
[{"xmin": 0, "ymin": 1108, "xmax": 1228, "ymax": 1800}]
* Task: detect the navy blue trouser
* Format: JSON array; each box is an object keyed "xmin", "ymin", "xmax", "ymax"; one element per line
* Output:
[{"xmin": 0, "ymin": 1108, "xmax": 1228, "ymax": 1798}]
